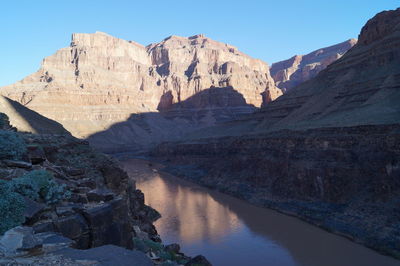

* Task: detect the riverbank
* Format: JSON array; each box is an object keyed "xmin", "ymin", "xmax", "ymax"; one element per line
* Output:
[
  {"xmin": 149, "ymin": 124, "xmax": 400, "ymax": 260},
  {"xmin": 0, "ymin": 113, "xmax": 210, "ymax": 266},
  {"xmin": 120, "ymin": 158, "xmax": 400, "ymax": 266}
]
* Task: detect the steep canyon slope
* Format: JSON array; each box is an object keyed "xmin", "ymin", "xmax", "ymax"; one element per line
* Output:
[
  {"xmin": 152, "ymin": 8, "xmax": 400, "ymax": 258},
  {"xmin": 271, "ymin": 39, "xmax": 357, "ymax": 92},
  {"xmin": 0, "ymin": 33, "xmax": 281, "ymax": 152}
]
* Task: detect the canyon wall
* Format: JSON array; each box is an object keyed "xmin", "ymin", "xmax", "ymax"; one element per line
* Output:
[
  {"xmin": 153, "ymin": 125, "xmax": 400, "ymax": 258},
  {"xmin": 0, "ymin": 32, "xmax": 281, "ymax": 150},
  {"xmin": 270, "ymin": 39, "xmax": 357, "ymax": 92},
  {"xmin": 150, "ymin": 8, "xmax": 400, "ymax": 259}
]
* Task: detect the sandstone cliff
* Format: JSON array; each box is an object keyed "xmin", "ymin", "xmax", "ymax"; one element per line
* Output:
[
  {"xmin": 150, "ymin": 8, "xmax": 400, "ymax": 259},
  {"xmin": 0, "ymin": 32, "xmax": 281, "ymax": 144},
  {"xmin": 270, "ymin": 39, "xmax": 357, "ymax": 92},
  {"xmin": 191, "ymin": 8, "xmax": 400, "ymax": 139}
]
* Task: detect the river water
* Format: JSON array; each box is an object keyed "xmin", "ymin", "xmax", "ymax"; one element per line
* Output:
[{"xmin": 122, "ymin": 159, "xmax": 400, "ymax": 266}]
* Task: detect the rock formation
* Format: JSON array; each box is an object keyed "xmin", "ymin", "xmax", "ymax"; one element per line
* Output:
[
  {"xmin": 150, "ymin": 8, "xmax": 400, "ymax": 259},
  {"xmin": 0, "ymin": 32, "xmax": 281, "ymax": 143},
  {"xmin": 0, "ymin": 112, "xmax": 207, "ymax": 265},
  {"xmin": 270, "ymin": 39, "xmax": 357, "ymax": 92}
]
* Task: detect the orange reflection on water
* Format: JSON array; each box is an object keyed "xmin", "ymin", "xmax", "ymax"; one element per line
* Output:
[{"xmin": 139, "ymin": 171, "xmax": 241, "ymax": 244}]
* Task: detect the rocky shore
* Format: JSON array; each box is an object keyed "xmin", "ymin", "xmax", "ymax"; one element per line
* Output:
[{"xmin": 0, "ymin": 113, "xmax": 211, "ymax": 266}]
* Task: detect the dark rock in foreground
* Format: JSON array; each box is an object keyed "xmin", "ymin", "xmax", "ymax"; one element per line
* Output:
[{"xmin": 53, "ymin": 245, "xmax": 153, "ymax": 266}]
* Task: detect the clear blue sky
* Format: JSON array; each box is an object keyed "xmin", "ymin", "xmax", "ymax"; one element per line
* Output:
[{"xmin": 1, "ymin": 0, "xmax": 398, "ymax": 86}]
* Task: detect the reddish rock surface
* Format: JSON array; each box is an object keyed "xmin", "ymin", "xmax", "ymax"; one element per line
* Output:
[
  {"xmin": 270, "ymin": 39, "xmax": 357, "ymax": 92},
  {"xmin": 0, "ymin": 33, "xmax": 281, "ymax": 140},
  {"xmin": 150, "ymin": 8, "xmax": 400, "ymax": 259}
]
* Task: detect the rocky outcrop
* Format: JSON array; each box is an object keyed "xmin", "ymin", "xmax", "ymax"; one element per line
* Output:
[
  {"xmin": 147, "ymin": 34, "xmax": 281, "ymax": 107},
  {"xmin": 153, "ymin": 124, "xmax": 400, "ymax": 259},
  {"xmin": 0, "ymin": 228, "xmax": 153, "ymax": 266},
  {"xmin": 191, "ymin": 8, "xmax": 400, "ymax": 139},
  {"xmin": 270, "ymin": 39, "xmax": 357, "ymax": 92},
  {"xmin": 150, "ymin": 8, "xmax": 400, "ymax": 259},
  {"xmin": 0, "ymin": 130, "xmax": 159, "ymax": 249},
  {"xmin": 0, "ymin": 112, "xmax": 208, "ymax": 264},
  {"xmin": 0, "ymin": 32, "xmax": 281, "ymax": 144}
]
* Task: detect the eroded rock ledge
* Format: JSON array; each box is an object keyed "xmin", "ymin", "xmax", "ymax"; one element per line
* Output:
[
  {"xmin": 0, "ymin": 114, "xmax": 210, "ymax": 265},
  {"xmin": 151, "ymin": 124, "xmax": 400, "ymax": 259}
]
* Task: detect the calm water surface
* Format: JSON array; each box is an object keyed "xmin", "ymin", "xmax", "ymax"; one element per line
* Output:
[{"xmin": 122, "ymin": 159, "xmax": 400, "ymax": 266}]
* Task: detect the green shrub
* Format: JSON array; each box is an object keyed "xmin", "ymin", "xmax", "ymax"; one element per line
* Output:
[
  {"xmin": 159, "ymin": 251, "xmax": 175, "ymax": 261},
  {"xmin": 10, "ymin": 170, "xmax": 70, "ymax": 204},
  {"xmin": 133, "ymin": 237, "xmax": 149, "ymax": 252},
  {"xmin": 9, "ymin": 176, "xmax": 40, "ymax": 200},
  {"xmin": 0, "ymin": 180, "xmax": 26, "ymax": 235},
  {"xmin": 0, "ymin": 131, "xmax": 26, "ymax": 160},
  {"xmin": 143, "ymin": 238, "xmax": 164, "ymax": 252}
]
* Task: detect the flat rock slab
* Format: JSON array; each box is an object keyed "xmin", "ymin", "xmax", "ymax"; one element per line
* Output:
[
  {"xmin": 35, "ymin": 232, "xmax": 74, "ymax": 253},
  {"xmin": 0, "ymin": 226, "xmax": 41, "ymax": 257},
  {"xmin": 3, "ymin": 160, "xmax": 32, "ymax": 169},
  {"xmin": 53, "ymin": 245, "xmax": 153, "ymax": 266}
]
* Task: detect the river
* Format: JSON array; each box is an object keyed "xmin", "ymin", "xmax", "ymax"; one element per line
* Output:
[{"xmin": 122, "ymin": 158, "xmax": 400, "ymax": 266}]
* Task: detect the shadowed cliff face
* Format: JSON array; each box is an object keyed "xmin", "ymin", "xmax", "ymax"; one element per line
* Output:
[
  {"xmin": 270, "ymin": 39, "xmax": 357, "ymax": 92},
  {"xmin": 188, "ymin": 8, "xmax": 400, "ymax": 140},
  {"xmin": 87, "ymin": 86, "xmax": 256, "ymax": 153},
  {"xmin": 0, "ymin": 32, "xmax": 280, "ymax": 140},
  {"xmin": 150, "ymin": 9, "xmax": 400, "ymax": 259},
  {"xmin": 0, "ymin": 96, "xmax": 70, "ymax": 135},
  {"xmin": 258, "ymin": 9, "xmax": 400, "ymax": 132}
]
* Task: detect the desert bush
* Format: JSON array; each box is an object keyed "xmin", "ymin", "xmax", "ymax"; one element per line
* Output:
[
  {"xmin": 0, "ymin": 131, "xmax": 26, "ymax": 160},
  {"xmin": 9, "ymin": 175, "xmax": 40, "ymax": 200},
  {"xmin": 0, "ymin": 180, "xmax": 26, "ymax": 235},
  {"xmin": 10, "ymin": 170, "xmax": 70, "ymax": 204}
]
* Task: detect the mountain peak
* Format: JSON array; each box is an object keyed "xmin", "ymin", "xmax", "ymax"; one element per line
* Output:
[{"xmin": 358, "ymin": 8, "xmax": 400, "ymax": 45}]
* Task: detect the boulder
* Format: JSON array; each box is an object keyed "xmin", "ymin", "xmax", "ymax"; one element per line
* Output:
[
  {"xmin": 23, "ymin": 197, "xmax": 47, "ymax": 224},
  {"xmin": 55, "ymin": 206, "xmax": 76, "ymax": 217},
  {"xmin": 0, "ymin": 226, "xmax": 41, "ymax": 257},
  {"xmin": 27, "ymin": 145, "xmax": 46, "ymax": 165},
  {"xmin": 32, "ymin": 221, "xmax": 55, "ymax": 234},
  {"xmin": 82, "ymin": 199, "xmax": 133, "ymax": 249},
  {"xmin": 35, "ymin": 232, "xmax": 74, "ymax": 253},
  {"xmin": 53, "ymin": 214, "xmax": 89, "ymax": 249},
  {"xmin": 87, "ymin": 188, "xmax": 115, "ymax": 202}
]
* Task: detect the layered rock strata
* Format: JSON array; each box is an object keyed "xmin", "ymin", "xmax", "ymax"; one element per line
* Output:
[
  {"xmin": 153, "ymin": 124, "xmax": 400, "ymax": 258},
  {"xmin": 271, "ymin": 39, "xmax": 357, "ymax": 92},
  {"xmin": 0, "ymin": 113, "xmax": 208, "ymax": 265},
  {"xmin": 150, "ymin": 8, "xmax": 400, "ymax": 259},
  {"xmin": 190, "ymin": 8, "xmax": 400, "ymax": 139},
  {"xmin": 1, "ymin": 32, "xmax": 281, "ymax": 145},
  {"xmin": 0, "ymin": 124, "xmax": 159, "ymax": 249}
]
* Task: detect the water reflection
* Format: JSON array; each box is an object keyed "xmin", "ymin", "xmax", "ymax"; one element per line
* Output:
[
  {"xmin": 123, "ymin": 159, "xmax": 400, "ymax": 266},
  {"xmin": 140, "ymin": 174, "xmax": 241, "ymax": 244}
]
